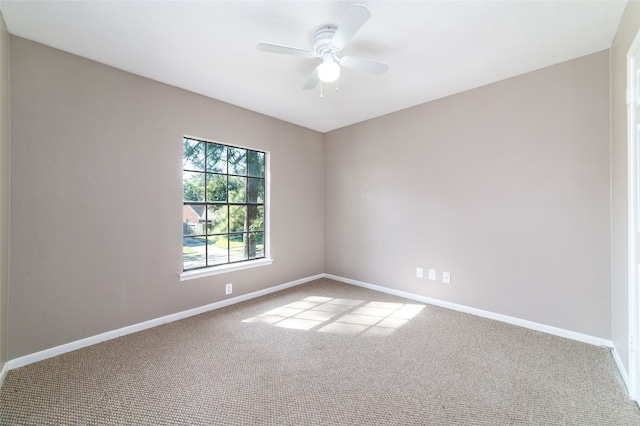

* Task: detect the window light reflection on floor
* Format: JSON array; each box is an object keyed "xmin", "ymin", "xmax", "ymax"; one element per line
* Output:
[{"xmin": 242, "ymin": 296, "xmax": 425, "ymax": 336}]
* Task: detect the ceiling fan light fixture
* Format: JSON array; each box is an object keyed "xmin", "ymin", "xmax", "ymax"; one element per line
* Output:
[
  {"xmin": 257, "ymin": 5, "xmax": 387, "ymax": 90},
  {"xmin": 318, "ymin": 55, "xmax": 340, "ymax": 83}
]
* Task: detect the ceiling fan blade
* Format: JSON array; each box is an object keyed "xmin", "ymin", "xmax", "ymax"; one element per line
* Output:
[
  {"xmin": 331, "ymin": 4, "xmax": 371, "ymax": 50},
  {"xmin": 339, "ymin": 56, "xmax": 388, "ymax": 76},
  {"xmin": 257, "ymin": 43, "xmax": 314, "ymax": 58},
  {"xmin": 303, "ymin": 68, "xmax": 320, "ymax": 90}
]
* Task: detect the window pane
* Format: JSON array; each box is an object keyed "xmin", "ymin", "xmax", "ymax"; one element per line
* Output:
[
  {"xmin": 229, "ymin": 205, "xmax": 247, "ymax": 232},
  {"xmin": 183, "ymin": 138, "xmax": 266, "ymax": 272},
  {"xmin": 248, "ymin": 205, "xmax": 264, "ymax": 231},
  {"xmin": 183, "ymin": 236, "xmax": 206, "ymax": 270},
  {"xmin": 228, "ymin": 176, "xmax": 246, "ymax": 203},
  {"xmin": 206, "ymin": 174, "xmax": 227, "ymax": 202},
  {"xmin": 228, "ymin": 147, "xmax": 247, "ymax": 175},
  {"xmin": 248, "ymin": 232, "xmax": 264, "ymax": 259},
  {"xmin": 183, "ymin": 172, "xmax": 205, "ymax": 202},
  {"xmin": 248, "ymin": 151, "xmax": 265, "ymax": 177},
  {"xmin": 229, "ymin": 233, "xmax": 248, "ymax": 262},
  {"xmin": 183, "ymin": 138, "xmax": 205, "ymax": 171},
  {"xmin": 183, "ymin": 205, "xmax": 206, "ymax": 236},
  {"xmin": 207, "ymin": 205, "xmax": 228, "ymax": 234},
  {"xmin": 207, "ymin": 235, "xmax": 228, "ymax": 266},
  {"xmin": 207, "ymin": 144, "xmax": 227, "ymax": 173},
  {"xmin": 247, "ymin": 178, "xmax": 264, "ymax": 203}
]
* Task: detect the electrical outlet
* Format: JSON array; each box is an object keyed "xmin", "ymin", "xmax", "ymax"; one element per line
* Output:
[
  {"xmin": 225, "ymin": 283, "xmax": 233, "ymax": 295},
  {"xmin": 442, "ymin": 272, "xmax": 450, "ymax": 284},
  {"xmin": 428, "ymin": 269, "xmax": 436, "ymax": 280},
  {"xmin": 416, "ymin": 267, "xmax": 424, "ymax": 278}
]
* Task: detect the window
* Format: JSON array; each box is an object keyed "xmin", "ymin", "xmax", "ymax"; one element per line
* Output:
[{"xmin": 182, "ymin": 137, "xmax": 266, "ymax": 272}]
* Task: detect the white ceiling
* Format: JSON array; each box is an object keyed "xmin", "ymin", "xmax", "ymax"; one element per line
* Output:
[{"xmin": 0, "ymin": 0, "xmax": 629, "ymax": 133}]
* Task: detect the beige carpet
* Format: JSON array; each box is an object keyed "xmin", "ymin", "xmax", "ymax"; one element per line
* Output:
[{"xmin": 1, "ymin": 278, "xmax": 639, "ymax": 425}]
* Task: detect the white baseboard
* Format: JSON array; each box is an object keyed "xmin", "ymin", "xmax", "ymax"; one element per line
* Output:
[
  {"xmin": 2, "ymin": 272, "xmax": 619, "ymax": 380},
  {"xmin": 324, "ymin": 273, "xmax": 614, "ymax": 348},
  {"xmin": 0, "ymin": 361, "xmax": 8, "ymax": 389},
  {"xmin": 611, "ymin": 345, "xmax": 632, "ymax": 397},
  {"xmin": 6, "ymin": 273, "xmax": 324, "ymax": 371}
]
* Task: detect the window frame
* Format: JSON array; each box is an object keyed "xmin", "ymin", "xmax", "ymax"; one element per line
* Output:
[{"xmin": 180, "ymin": 136, "xmax": 272, "ymax": 281}]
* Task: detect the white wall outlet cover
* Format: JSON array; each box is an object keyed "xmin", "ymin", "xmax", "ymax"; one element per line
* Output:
[
  {"xmin": 416, "ymin": 267, "xmax": 424, "ymax": 278},
  {"xmin": 428, "ymin": 269, "xmax": 436, "ymax": 280},
  {"xmin": 225, "ymin": 283, "xmax": 233, "ymax": 295},
  {"xmin": 443, "ymin": 272, "xmax": 451, "ymax": 284}
]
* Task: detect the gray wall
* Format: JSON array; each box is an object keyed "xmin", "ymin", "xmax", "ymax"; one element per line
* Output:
[
  {"xmin": 611, "ymin": 0, "xmax": 640, "ymax": 378},
  {"xmin": 8, "ymin": 37, "xmax": 325, "ymax": 359},
  {"xmin": 325, "ymin": 51, "xmax": 611, "ymax": 339},
  {"xmin": 0, "ymin": 13, "xmax": 9, "ymax": 366}
]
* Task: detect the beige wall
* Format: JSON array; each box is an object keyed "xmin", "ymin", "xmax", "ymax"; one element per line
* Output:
[
  {"xmin": 611, "ymin": 0, "xmax": 640, "ymax": 378},
  {"xmin": 4, "ymin": 33, "xmax": 618, "ymax": 360},
  {"xmin": 325, "ymin": 51, "xmax": 611, "ymax": 339},
  {"xmin": 8, "ymin": 37, "xmax": 325, "ymax": 359},
  {"xmin": 0, "ymin": 13, "xmax": 9, "ymax": 366}
]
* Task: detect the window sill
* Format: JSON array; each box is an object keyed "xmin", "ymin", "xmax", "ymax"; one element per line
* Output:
[{"xmin": 180, "ymin": 258, "xmax": 273, "ymax": 281}]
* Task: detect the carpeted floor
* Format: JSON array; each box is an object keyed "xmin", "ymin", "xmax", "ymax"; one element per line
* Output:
[{"xmin": 1, "ymin": 278, "xmax": 639, "ymax": 425}]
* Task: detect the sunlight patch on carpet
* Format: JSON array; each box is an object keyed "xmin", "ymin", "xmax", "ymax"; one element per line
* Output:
[{"xmin": 242, "ymin": 296, "xmax": 425, "ymax": 336}]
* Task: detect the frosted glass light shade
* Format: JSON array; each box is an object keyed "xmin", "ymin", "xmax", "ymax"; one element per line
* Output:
[{"xmin": 318, "ymin": 59, "xmax": 340, "ymax": 83}]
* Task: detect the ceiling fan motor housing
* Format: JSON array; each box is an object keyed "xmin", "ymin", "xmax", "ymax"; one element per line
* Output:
[{"xmin": 312, "ymin": 26, "xmax": 338, "ymax": 57}]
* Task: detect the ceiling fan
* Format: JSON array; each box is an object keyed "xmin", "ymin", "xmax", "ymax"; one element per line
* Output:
[{"xmin": 256, "ymin": 4, "xmax": 388, "ymax": 90}]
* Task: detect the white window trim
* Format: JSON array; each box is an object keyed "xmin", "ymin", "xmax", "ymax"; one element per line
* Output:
[
  {"xmin": 181, "ymin": 136, "xmax": 272, "ymax": 281},
  {"xmin": 180, "ymin": 258, "xmax": 273, "ymax": 281}
]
